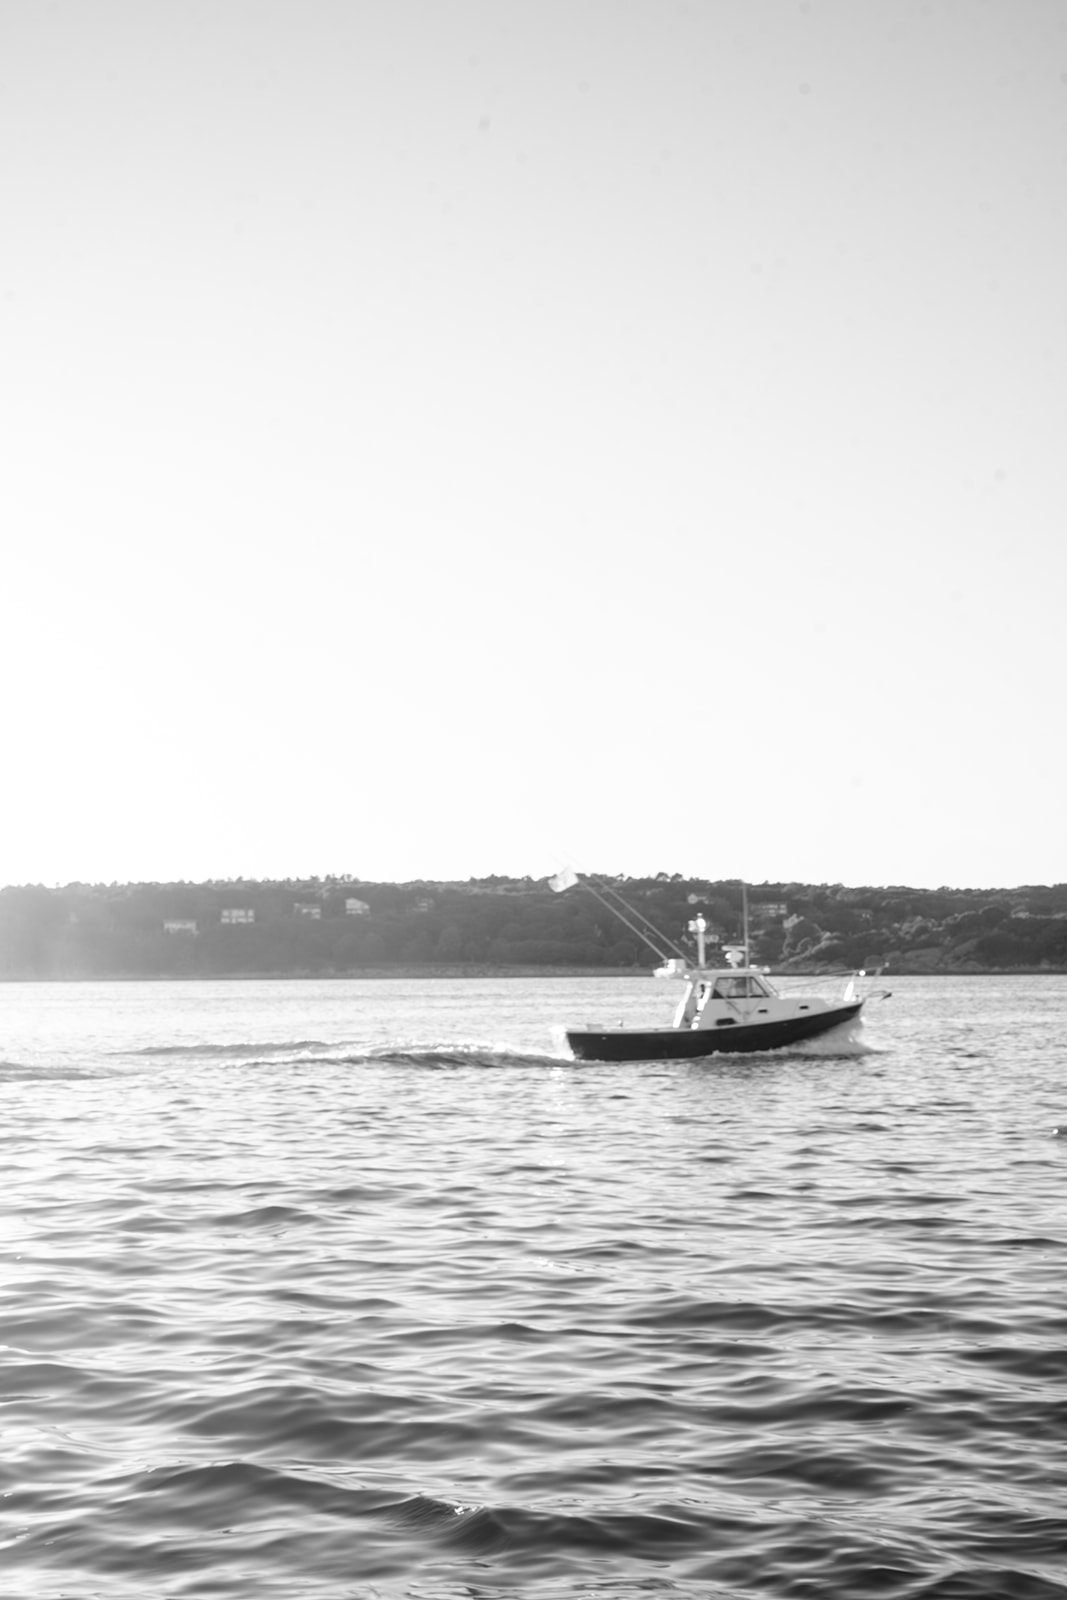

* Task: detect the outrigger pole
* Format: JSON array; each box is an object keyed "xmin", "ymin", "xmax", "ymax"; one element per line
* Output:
[
  {"xmin": 550, "ymin": 866, "xmax": 755, "ymax": 969},
  {"xmin": 549, "ymin": 868, "xmax": 690, "ymax": 964},
  {"xmin": 580, "ymin": 878, "xmax": 689, "ymax": 964}
]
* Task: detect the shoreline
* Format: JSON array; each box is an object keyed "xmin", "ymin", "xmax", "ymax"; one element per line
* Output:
[
  {"xmin": 2, "ymin": 965, "xmax": 641, "ymax": 983},
  {"xmin": 3, "ymin": 964, "xmax": 1067, "ymax": 983}
]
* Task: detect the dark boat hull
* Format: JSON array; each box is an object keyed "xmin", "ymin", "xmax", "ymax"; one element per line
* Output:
[{"xmin": 566, "ymin": 1002, "xmax": 864, "ymax": 1062}]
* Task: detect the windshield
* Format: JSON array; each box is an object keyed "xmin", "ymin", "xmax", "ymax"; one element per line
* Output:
[{"xmin": 712, "ymin": 974, "xmax": 771, "ymax": 999}]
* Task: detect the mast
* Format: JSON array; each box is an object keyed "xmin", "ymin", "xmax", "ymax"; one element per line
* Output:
[{"xmin": 742, "ymin": 883, "xmax": 750, "ymax": 965}]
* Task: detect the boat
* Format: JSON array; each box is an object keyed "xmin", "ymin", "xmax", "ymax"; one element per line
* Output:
[
  {"xmin": 551, "ymin": 872, "xmax": 885, "ymax": 1061},
  {"xmin": 566, "ymin": 947, "xmax": 867, "ymax": 1061}
]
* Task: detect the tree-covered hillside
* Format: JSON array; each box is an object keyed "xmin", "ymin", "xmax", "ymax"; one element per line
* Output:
[{"xmin": 2, "ymin": 876, "xmax": 1067, "ymax": 978}]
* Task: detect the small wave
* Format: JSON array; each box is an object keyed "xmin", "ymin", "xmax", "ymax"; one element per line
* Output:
[
  {"xmin": 119, "ymin": 1039, "xmax": 567, "ymax": 1070},
  {"xmin": 0, "ymin": 1060, "xmax": 105, "ymax": 1081},
  {"xmin": 124, "ymin": 1038, "xmax": 330, "ymax": 1057},
  {"xmin": 955, "ymin": 1344, "xmax": 1067, "ymax": 1382},
  {"xmin": 131, "ymin": 1458, "xmax": 391, "ymax": 1520},
  {"xmin": 233, "ymin": 1044, "xmax": 570, "ymax": 1070},
  {"xmin": 365, "ymin": 1044, "xmax": 566, "ymax": 1069},
  {"xmin": 0, "ymin": 1059, "xmax": 37, "ymax": 1079},
  {"xmin": 380, "ymin": 1492, "xmax": 709, "ymax": 1560}
]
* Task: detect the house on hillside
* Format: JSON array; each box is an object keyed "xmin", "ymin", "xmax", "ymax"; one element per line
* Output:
[
  {"xmin": 345, "ymin": 898, "xmax": 370, "ymax": 916},
  {"xmin": 221, "ymin": 908, "xmax": 255, "ymax": 925},
  {"xmin": 294, "ymin": 902, "xmax": 322, "ymax": 919},
  {"xmin": 163, "ymin": 919, "xmax": 198, "ymax": 935}
]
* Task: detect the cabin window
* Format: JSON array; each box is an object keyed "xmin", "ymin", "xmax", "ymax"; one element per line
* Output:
[
  {"xmin": 715, "ymin": 1017, "xmax": 737, "ymax": 1027},
  {"xmin": 712, "ymin": 975, "xmax": 769, "ymax": 1000},
  {"xmin": 711, "ymin": 977, "xmax": 746, "ymax": 998}
]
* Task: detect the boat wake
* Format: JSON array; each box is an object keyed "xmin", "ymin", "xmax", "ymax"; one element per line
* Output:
[
  {"xmin": 125, "ymin": 1039, "xmax": 330, "ymax": 1057},
  {"xmin": 791, "ymin": 1021, "xmax": 879, "ymax": 1058},
  {"xmin": 116, "ymin": 1040, "xmax": 570, "ymax": 1071},
  {"xmin": 364, "ymin": 1043, "xmax": 569, "ymax": 1069},
  {"xmin": 0, "ymin": 1058, "xmax": 112, "ymax": 1081}
]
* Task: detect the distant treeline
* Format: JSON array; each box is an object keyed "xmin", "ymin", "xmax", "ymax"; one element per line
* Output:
[{"xmin": 3, "ymin": 875, "xmax": 1067, "ymax": 979}]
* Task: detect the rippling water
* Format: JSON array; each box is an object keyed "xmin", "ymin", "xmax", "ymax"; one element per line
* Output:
[{"xmin": 2, "ymin": 974, "xmax": 1065, "ymax": 1598}]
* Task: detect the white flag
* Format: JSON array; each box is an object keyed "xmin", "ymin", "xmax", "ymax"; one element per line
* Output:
[{"xmin": 548, "ymin": 865, "xmax": 580, "ymax": 893}]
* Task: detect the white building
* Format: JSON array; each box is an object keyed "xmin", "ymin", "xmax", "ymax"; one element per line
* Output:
[
  {"xmin": 163, "ymin": 919, "xmax": 198, "ymax": 935},
  {"xmin": 294, "ymin": 902, "xmax": 322, "ymax": 919},
  {"xmin": 221, "ymin": 908, "xmax": 255, "ymax": 925},
  {"xmin": 345, "ymin": 897, "xmax": 370, "ymax": 916}
]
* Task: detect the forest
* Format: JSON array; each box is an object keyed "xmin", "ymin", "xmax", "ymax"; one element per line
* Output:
[{"xmin": 2, "ymin": 874, "xmax": 1067, "ymax": 979}]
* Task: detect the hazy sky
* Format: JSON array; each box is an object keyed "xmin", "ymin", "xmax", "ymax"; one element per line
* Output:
[{"xmin": 3, "ymin": 0, "xmax": 1065, "ymax": 890}]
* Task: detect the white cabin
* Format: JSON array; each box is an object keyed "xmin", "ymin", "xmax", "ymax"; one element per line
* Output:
[{"xmin": 672, "ymin": 967, "xmax": 845, "ymax": 1032}]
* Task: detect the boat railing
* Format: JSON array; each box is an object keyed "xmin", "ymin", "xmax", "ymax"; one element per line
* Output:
[{"xmin": 773, "ymin": 969, "xmax": 890, "ymax": 1004}]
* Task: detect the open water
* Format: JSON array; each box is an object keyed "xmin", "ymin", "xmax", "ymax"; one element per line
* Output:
[{"xmin": 1, "ymin": 974, "xmax": 1065, "ymax": 1599}]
